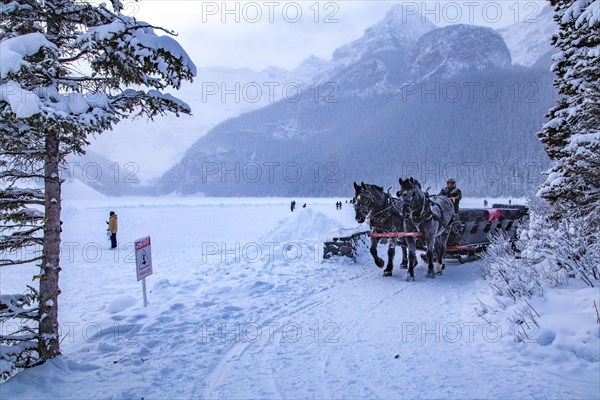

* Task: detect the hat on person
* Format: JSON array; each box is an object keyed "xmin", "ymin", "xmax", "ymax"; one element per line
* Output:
[{"xmin": 447, "ymin": 179, "xmax": 456, "ymax": 184}]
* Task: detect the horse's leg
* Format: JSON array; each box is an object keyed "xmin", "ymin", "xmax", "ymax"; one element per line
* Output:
[
  {"xmin": 399, "ymin": 238, "xmax": 408, "ymax": 269},
  {"xmin": 423, "ymin": 221, "xmax": 437, "ymax": 279},
  {"xmin": 370, "ymin": 237, "xmax": 384, "ymax": 268},
  {"xmin": 406, "ymin": 237, "xmax": 418, "ymax": 282},
  {"xmin": 435, "ymin": 232, "xmax": 449, "ymax": 275},
  {"xmin": 425, "ymin": 234, "xmax": 436, "ymax": 279},
  {"xmin": 384, "ymin": 239, "xmax": 395, "ymax": 276}
]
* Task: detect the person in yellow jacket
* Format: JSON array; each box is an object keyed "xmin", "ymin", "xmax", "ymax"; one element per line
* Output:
[{"xmin": 107, "ymin": 211, "xmax": 118, "ymax": 249}]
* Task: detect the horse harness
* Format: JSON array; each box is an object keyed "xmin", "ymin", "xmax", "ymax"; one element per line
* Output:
[
  {"xmin": 404, "ymin": 193, "xmax": 450, "ymax": 231},
  {"xmin": 358, "ymin": 192, "xmax": 402, "ymax": 227}
]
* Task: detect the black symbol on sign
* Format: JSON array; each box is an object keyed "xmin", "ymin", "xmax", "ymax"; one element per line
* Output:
[{"xmin": 139, "ymin": 249, "xmax": 150, "ymax": 269}]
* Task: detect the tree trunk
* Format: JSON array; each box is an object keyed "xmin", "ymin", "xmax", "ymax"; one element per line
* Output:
[{"xmin": 38, "ymin": 129, "xmax": 61, "ymax": 359}]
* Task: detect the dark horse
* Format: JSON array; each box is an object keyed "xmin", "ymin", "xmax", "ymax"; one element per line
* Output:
[
  {"xmin": 353, "ymin": 182, "xmax": 408, "ymax": 276},
  {"xmin": 397, "ymin": 178, "xmax": 455, "ymax": 281}
]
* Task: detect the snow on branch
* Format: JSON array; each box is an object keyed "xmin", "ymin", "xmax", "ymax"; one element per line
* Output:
[
  {"xmin": 112, "ymin": 88, "xmax": 192, "ymax": 119},
  {"xmin": 0, "ymin": 81, "xmax": 42, "ymax": 118},
  {"xmin": 0, "ymin": 286, "xmax": 41, "ymax": 383},
  {"xmin": 0, "ymin": 291, "xmax": 38, "ymax": 316},
  {"xmin": 72, "ymin": 16, "xmax": 196, "ymax": 89},
  {"xmin": 0, "ymin": 187, "xmax": 45, "ymax": 203},
  {"xmin": 0, "ymin": 33, "xmax": 57, "ymax": 79},
  {"xmin": 562, "ymin": 0, "xmax": 600, "ymax": 27}
]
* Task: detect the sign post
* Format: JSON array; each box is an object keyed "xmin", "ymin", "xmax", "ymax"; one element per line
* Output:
[{"xmin": 134, "ymin": 236, "xmax": 153, "ymax": 307}]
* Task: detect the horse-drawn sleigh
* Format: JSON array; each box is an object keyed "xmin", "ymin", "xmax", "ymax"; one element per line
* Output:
[{"xmin": 323, "ymin": 179, "xmax": 529, "ymax": 280}]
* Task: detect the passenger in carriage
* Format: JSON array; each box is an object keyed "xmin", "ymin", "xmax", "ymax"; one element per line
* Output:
[{"xmin": 439, "ymin": 178, "xmax": 462, "ymax": 214}]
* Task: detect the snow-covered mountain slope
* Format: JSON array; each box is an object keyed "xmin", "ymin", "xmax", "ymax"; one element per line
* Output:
[
  {"xmin": 410, "ymin": 24, "xmax": 512, "ymax": 81},
  {"xmin": 157, "ymin": 5, "xmax": 555, "ymax": 198},
  {"xmin": 64, "ymin": 151, "xmax": 154, "ymax": 196},
  {"xmin": 324, "ymin": 5, "xmax": 438, "ymax": 94},
  {"xmin": 332, "ymin": 3, "xmax": 436, "ymax": 67},
  {"xmin": 290, "ymin": 55, "xmax": 334, "ymax": 84},
  {"xmin": 499, "ymin": 5, "xmax": 557, "ymax": 67},
  {"xmin": 86, "ymin": 61, "xmax": 333, "ymax": 183},
  {"xmin": 60, "ymin": 173, "xmax": 107, "ymax": 202},
  {"xmin": 88, "ymin": 2, "xmax": 556, "ymax": 195}
]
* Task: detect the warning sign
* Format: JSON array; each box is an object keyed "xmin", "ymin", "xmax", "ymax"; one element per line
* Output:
[{"xmin": 135, "ymin": 236, "xmax": 153, "ymax": 281}]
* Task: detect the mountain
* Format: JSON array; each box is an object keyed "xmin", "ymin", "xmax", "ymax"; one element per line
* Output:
[
  {"xmin": 64, "ymin": 151, "xmax": 153, "ymax": 196},
  {"xmin": 290, "ymin": 55, "xmax": 333, "ymax": 83},
  {"xmin": 328, "ymin": 4, "xmax": 436, "ymax": 94},
  {"xmin": 85, "ymin": 59, "xmax": 334, "ymax": 183},
  {"xmin": 79, "ymin": 3, "xmax": 559, "ymax": 192},
  {"xmin": 410, "ymin": 24, "xmax": 511, "ymax": 80},
  {"xmin": 157, "ymin": 9, "xmax": 555, "ymax": 198},
  {"xmin": 499, "ymin": 5, "xmax": 557, "ymax": 67},
  {"xmin": 332, "ymin": 4, "xmax": 435, "ymax": 67}
]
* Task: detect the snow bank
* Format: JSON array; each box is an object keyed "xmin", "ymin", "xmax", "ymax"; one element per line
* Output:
[
  {"xmin": 105, "ymin": 295, "xmax": 137, "ymax": 314},
  {"xmin": 518, "ymin": 287, "xmax": 600, "ymax": 366},
  {"xmin": 259, "ymin": 208, "xmax": 345, "ymax": 243}
]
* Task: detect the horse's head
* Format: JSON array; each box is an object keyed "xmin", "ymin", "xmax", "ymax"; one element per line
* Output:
[
  {"xmin": 353, "ymin": 182, "xmax": 385, "ymax": 224},
  {"xmin": 353, "ymin": 182, "xmax": 369, "ymax": 223},
  {"xmin": 397, "ymin": 177, "xmax": 422, "ymax": 219}
]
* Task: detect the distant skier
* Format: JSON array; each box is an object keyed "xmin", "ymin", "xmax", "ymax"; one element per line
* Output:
[
  {"xmin": 107, "ymin": 211, "xmax": 118, "ymax": 249},
  {"xmin": 509, "ymin": 199, "xmax": 512, "ymax": 205},
  {"xmin": 291, "ymin": 200, "xmax": 296, "ymax": 212},
  {"xmin": 484, "ymin": 199, "xmax": 488, "ymax": 208},
  {"xmin": 302, "ymin": 203, "xmax": 307, "ymax": 208}
]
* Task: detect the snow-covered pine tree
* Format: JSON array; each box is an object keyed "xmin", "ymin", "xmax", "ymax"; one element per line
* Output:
[
  {"xmin": 538, "ymin": 0, "xmax": 600, "ymax": 223},
  {"xmin": 479, "ymin": 0, "xmax": 599, "ymax": 344},
  {"xmin": 0, "ymin": 130, "xmax": 45, "ymax": 379},
  {"xmin": 0, "ymin": 0, "xmax": 196, "ymax": 369},
  {"xmin": 0, "ymin": 63, "xmax": 46, "ymax": 378}
]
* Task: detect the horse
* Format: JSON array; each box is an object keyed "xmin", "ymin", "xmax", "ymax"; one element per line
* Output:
[
  {"xmin": 353, "ymin": 182, "xmax": 408, "ymax": 277},
  {"xmin": 396, "ymin": 177, "xmax": 455, "ymax": 281}
]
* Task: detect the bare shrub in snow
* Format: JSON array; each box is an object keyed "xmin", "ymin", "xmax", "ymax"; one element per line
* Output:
[
  {"xmin": 479, "ymin": 196, "xmax": 599, "ymax": 342},
  {"xmin": 479, "ymin": 232, "xmax": 544, "ymax": 302}
]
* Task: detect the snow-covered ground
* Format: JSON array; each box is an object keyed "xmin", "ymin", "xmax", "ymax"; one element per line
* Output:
[{"xmin": 1, "ymin": 190, "xmax": 598, "ymax": 398}]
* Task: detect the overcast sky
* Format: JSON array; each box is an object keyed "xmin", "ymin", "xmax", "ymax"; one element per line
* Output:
[{"xmin": 131, "ymin": 0, "xmax": 549, "ymax": 71}]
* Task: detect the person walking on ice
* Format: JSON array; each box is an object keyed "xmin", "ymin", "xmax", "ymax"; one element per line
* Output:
[{"xmin": 107, "ymin": 211, "xmax": 118, "ymax": 249}]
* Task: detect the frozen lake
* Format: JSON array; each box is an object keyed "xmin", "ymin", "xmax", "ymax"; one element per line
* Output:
[{"xmin": 2, "ymin": 194, "xmax": 598, "ymax": 399}]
